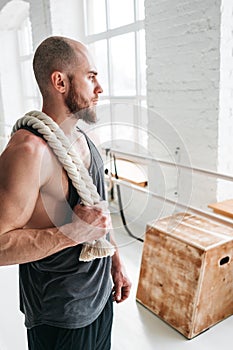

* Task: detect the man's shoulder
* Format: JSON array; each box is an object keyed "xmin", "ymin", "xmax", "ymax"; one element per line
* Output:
[
  {"xmin": 10, "ymin": 128, "xmax": 47, "ymax": 150},
  {"xmin": 1, "ymin": 129, "xmax": 51, "ymax": 172},
  {"xmin": 0, "ymin": 129, "xmax": 54, "ymax": 188},
  {"xmin": 2, "ymin": 129, "xmax": 51, "ymax": 164}
]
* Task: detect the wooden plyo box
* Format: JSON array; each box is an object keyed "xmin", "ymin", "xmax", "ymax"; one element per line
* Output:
[{"xmin": 136, "ymin": 213, "xmax": 233, "ymax": 339}]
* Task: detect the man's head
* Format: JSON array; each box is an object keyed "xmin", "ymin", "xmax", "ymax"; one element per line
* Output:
[{"xmin": 33, "ymin": 36, "xmax": 103, "ymax": 123}]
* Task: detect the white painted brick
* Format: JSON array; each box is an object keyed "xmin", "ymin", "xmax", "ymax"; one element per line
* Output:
[
  {"xmin": 145, "ymin": 0, "xmax": 221, "ymax": 208},
  {"xmin": 28, "ymin": 0, "xmax": 52, "ymax": 48},
  {"xmin": 218, "ymin": 0, "xmax": 233, "ymax": 199}
]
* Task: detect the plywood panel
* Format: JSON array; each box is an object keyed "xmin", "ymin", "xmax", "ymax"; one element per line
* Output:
[
  {"xmin": 137, "ymin": 213, "xmax": 233, "ymax": 338},
  {"xmin": 208, "ymin": 199, "xmax": 233, "ymax": 219}
]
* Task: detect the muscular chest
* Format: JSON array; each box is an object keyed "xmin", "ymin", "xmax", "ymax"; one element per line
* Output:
[
  {"xmin": 27, "ymin": 131, "xmax": 91, "ymax": 228},
  {"xmin": 72, "ymin": 131, "xmax": 91, "ymax": 170}
]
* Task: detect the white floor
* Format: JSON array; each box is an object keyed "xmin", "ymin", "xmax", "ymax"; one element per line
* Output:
[
  {"xmin": 111, "ymin": 213, "xmax": 233, "ymax": 350},
  {"xmin": 0, "ymin": 213, "xmax": 233, "ymax": 349}
]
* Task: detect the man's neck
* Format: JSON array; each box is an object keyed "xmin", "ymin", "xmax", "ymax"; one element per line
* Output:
[{"xmin": 42, "ymin": 104, "xmax": 78, "ymax": 136}]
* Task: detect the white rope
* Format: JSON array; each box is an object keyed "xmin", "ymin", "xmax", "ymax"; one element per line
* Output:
[{"xmin": 12, "ymin": 111, "xmax": 115, "ymax": 261}]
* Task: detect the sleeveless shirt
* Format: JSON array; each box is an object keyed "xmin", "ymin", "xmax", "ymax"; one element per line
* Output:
[{"xmin": 19, "ymin": 126, "xmax": 112, "ymax": 329}]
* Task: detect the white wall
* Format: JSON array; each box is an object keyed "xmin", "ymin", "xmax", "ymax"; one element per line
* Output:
[
  {"xmin": 145, "ymin": 0, "xmax": 226, "ymax": 212},
  {"xmin": 0, "ymin": 30, "xmax": 24, "ymax": 123},
  {"xmin": 28, "ymin": 0, "xmax": 52, "ymax": 49},
  {"xmin": 218, "ymin": 0, "xmax": 233, "ymax": 200}
]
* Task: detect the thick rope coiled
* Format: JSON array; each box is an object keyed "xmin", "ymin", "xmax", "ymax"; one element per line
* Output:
[{"xmin": 12, "ymin": 111, "xmax": 115, "ymax": 262}]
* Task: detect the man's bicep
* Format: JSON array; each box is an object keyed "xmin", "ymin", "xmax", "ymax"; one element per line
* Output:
[{"xmin": 0, "ymin": 141, "xmax": 44, "ymax": 233}]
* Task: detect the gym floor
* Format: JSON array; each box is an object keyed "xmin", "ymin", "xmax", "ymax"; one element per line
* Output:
[{"xmin": 111, "ymin": 213, "xmax": 233, "ymax": 350}]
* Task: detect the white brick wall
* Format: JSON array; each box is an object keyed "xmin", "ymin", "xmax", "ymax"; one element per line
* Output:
[
  {"xmin": 218, "ymin": 0, "xmax": 233, "ymax": 200},
  {"xmin": 28, "ymin": 0, "xmax": 52, "ymax": 49},
  {"xmin": 145, "ymin": 0, "xmax": 222, "ymax": 209}
]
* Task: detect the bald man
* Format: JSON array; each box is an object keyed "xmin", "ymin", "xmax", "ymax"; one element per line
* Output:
[{"xmin": 0, "ymin": 36, "xmax": 131, "ymax": 350}]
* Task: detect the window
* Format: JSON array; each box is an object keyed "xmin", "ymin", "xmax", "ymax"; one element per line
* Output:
[{"xmin": 83, "ymin": 0, "xmax": 147, "ymax": 151}]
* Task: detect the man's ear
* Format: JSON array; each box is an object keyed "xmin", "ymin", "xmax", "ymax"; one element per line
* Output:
[{"xmin": 50, "ymin": 71, "xmax": 66, "ymax": 93}]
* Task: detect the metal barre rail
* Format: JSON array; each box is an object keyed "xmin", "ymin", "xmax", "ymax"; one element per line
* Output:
[
  {"xmin": 109, "ymin": 177, "xmax": 233, "ymax": 227},
  {"xmin": 103, "ymin": 147, "xmax": 233, "ymax": 182}
]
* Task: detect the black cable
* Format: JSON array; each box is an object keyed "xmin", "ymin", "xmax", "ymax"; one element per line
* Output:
[{"xmin": 112, "ymin": 154, "xmax": 144, "ymax": 243}]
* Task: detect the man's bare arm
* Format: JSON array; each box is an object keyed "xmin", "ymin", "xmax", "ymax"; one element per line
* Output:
[
  {"xmin": 110, "ymin": 230, "xmax": 132, "ymax": 303},
  {"xmin": 0, "ymin": 131, "xmax": 109, "ymax": 266},
  {"xmin": 0, "ymin": 207, "xmax": 110, "ymax": 266},
  {"xmin": 0, "ymin": 226, "xmax": 76, "ymax": 266}
]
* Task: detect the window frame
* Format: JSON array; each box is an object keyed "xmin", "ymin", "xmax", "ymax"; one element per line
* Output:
[
  {"xmin": 83, "ymin": 0, "xmax": 147, "ymax": 137},
  {"xmin": 84, "ymin": 0, "xmax": 145, "ymax": 98}
]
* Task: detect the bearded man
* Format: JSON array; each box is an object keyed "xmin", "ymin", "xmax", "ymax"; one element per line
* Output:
[{"xmin": 0, "ymin": 36, "xmax": 131, "ymax": 350}]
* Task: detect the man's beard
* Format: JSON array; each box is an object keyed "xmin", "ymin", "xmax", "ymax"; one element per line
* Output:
[{"xmin": 65, "ymin": 76, "xmax": 97, "ymax": 124}]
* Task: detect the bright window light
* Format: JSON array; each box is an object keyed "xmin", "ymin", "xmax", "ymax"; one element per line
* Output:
[
  {"xmin": 110, "ymin": 33, "xmax": 136, "ymax": 96},
  {"xmin": 89, "ymin": 40, "xmax": 109, "ymax": 96},
  {"xmin": 83, "ymin": 0, "xmax": 147, "ymax": 151},
  {"xmin": 85, "ymin": 0, "xmax": 106, "ymax": 35},
  {"xmin": 108, "ymin": 0, "xmax": 135, "ymax": 29}
]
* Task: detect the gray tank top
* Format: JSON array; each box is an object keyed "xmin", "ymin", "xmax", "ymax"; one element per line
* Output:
[{"xmin": 19, "ymin": 127, "xmax": 112, "ymax": 329}]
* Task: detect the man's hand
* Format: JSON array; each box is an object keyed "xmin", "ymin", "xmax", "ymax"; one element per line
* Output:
[
  {"xmin": 62, "ymin": 201, "xmax": 111, "ymax": 244},
  {"xmin": 111, "ymin": 258, "xmax": 132, "ymax": 303}
]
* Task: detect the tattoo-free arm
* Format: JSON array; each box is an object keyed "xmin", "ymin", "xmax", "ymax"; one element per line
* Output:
[
  {"xmin": 0, "ymin": 132, "xmax": 76, "ymax": 266},
  {"xmin": 110, "ymin": 232, "xmax": 132, "ymax": 303}
]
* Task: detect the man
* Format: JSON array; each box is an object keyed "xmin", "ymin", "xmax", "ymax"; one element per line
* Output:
[{"xmin": 0, "ymin": 36, "xmax": 131, "ymax": 350}]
